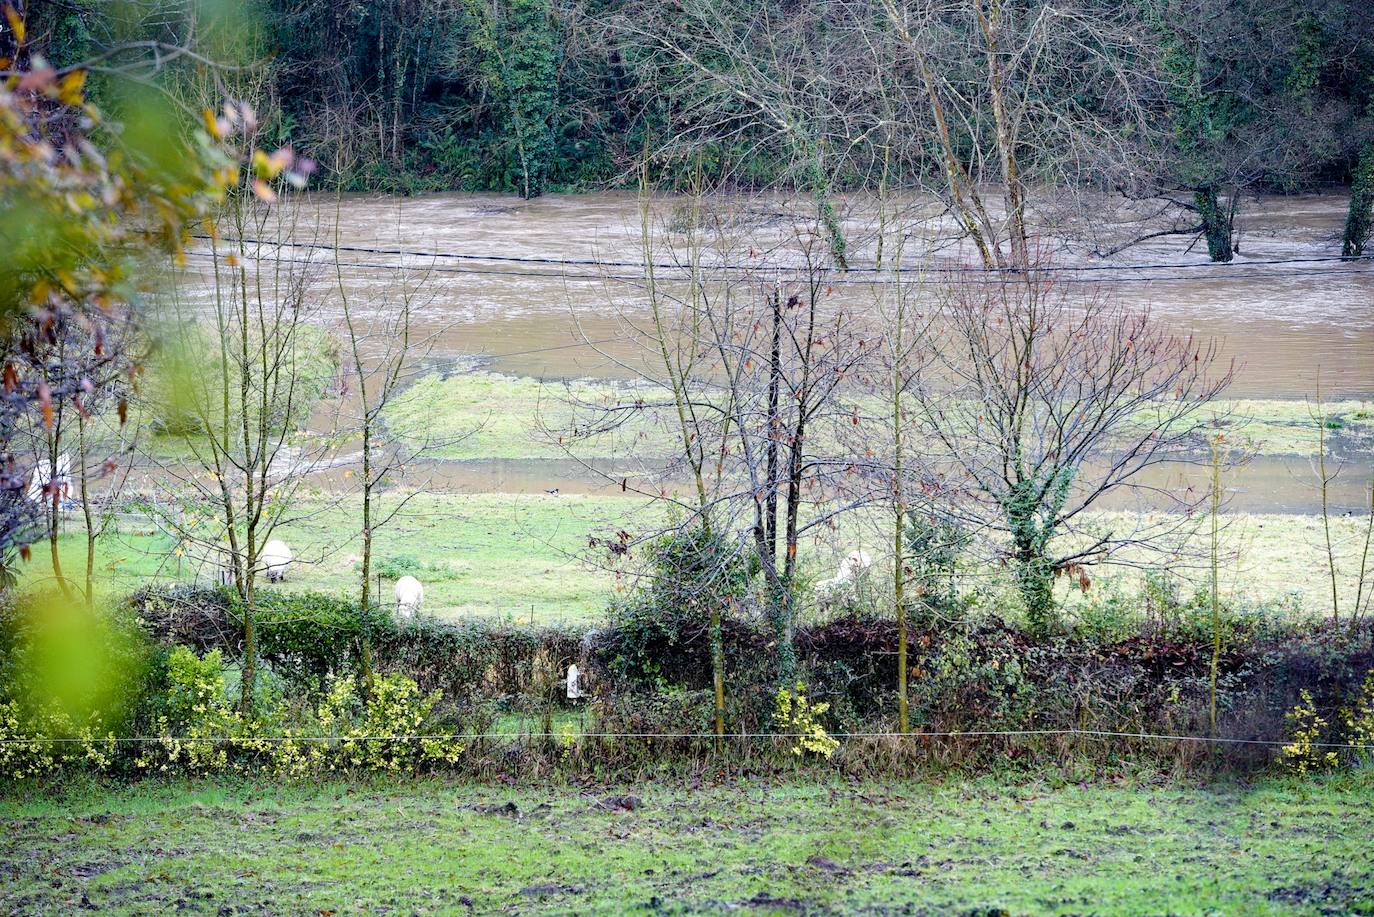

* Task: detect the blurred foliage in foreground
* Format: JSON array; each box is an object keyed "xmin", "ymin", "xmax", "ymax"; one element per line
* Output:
[{"xmin": 0, "ymin": 3, "xmax": 309, "ymax": 563}]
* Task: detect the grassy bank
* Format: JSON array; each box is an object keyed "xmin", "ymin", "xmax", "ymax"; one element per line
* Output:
[
  {"xmin": 1, "ymin": 775, "xmax": 1369, "ymax": 914},
  {"xmin": 383, "ymin": 371, "xmax": 668, "ymax": 460},
  {"xmin": 19, "ymin": 495, "xmax": 1374, "ymax": 623},
  {"xmin": 384, "ymin": 371, "xmax": 1374, "ymax": 461}
]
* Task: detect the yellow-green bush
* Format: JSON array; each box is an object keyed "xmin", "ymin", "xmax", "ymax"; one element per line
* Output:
[
  {"xmin": 132, "ymin": 648, "xmax": 462, "ymax": 777},
  {"xmin": 0, "ymin": 698, "xmax": 118, "ymax": 780},
  {"xmin": 316, "ymin": 673, "xmax": 464, "ymax": 772},
  {"xmin": 1341, "ymin": 670, "xmax": 1374, "ymax": 767},
  {"xmin": 774, "ymin": 683, "xmax": 839, "ymax": 759},
  {"xmin": 1280, "ymin": 690, "xmax": 1339, "ymax": 776},
  {"xmin": 135, "ymin": 647, "xmax": 242, "ymax": 773}
]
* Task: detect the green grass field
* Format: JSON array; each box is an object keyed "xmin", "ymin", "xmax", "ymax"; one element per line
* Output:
[
  {"xmin": 384, "ymin": 370, "xmax": 1374, "ymax": 461},
  {"xmin": 18, "ymin": 494, "xmax": 1374, "ymax": 624},
  {"xmin": 19, "ymin": 496, "xmax": 1374, "ymax": 624},
  {"xmin": 1, "ymin": 775, "xmax": 1369, "ymax": 914},
  {"xmin": 383, "ymin": 371, "xmax": 669, "ymax": 460},
  {"xmin": 24, "ymin": 492, "xmax": 658, "ymax": 621}
]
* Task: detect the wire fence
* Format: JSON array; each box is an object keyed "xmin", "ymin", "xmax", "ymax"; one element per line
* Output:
[
  {"xmin": 1, "ymin": 728, "xmax": 1364, "ymax": 749},
  {"xmin": 190, "ymin": 233, "xmax": 1374, "ymax": 275}
]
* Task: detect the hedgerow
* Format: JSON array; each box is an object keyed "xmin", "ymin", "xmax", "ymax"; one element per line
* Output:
[{"xmin": 3, "ymin": 585, "xmax": 1373, "ymax": 781}]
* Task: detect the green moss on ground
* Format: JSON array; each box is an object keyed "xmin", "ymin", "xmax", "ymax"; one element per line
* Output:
[{"xmin": 1, "ymin": 775, "xmax": 1369, "ymax": 914}]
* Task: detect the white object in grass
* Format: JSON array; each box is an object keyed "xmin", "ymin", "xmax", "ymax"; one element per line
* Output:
[
  {"xmin": 395, "ymin": 575, "xmax": 424, "ymax": 618},
  {"xmin": 814, "ymin": 549, "xmax": 874, "ymax": 605},
  {"xmin": 261, "ymin": 539, "xmax": 293, "ymax": 582}
]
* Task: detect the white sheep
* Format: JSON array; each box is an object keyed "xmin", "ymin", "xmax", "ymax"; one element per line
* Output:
[
  {"xmin": 814, "ymin": 549, "xmax": 874, "ymax": 608},
  {"xmin": 27, "ymin": 453, "xmax": 72, "ymax": 504},
  {"xmin": 261, "ymin": 539, "xmax": 293, "ymax": 582},
  {"xmin": 394, "ymin": 575, "xmax": 424, "ymax": 619}
]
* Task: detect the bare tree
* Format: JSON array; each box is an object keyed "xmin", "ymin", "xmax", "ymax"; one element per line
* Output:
[
  {"xmin": 610, "ymin": 0, "xmax": 897, "ymax": 268},
  {"xmin": 1309, "ymin": 373, "xmax": 1374, "ymax": 630},
  {"xmin": 878, "ymin": 0, "xmax": 1166, "ymax": 269},
  {"xmin": 148, "ymin": 182, "xmax": 332, "ymax": 711},
  {"xmin": 846, "ymin": 216, "xmax": 940, "ymax": 732},
  {"xmin": 911, "ymin": 273, "xmax": 1232, "ymax": 634},
  {"xmin": 331, "ymin": 205, "xmax": 457, "ymax": 620},
  {"xmin": 564, "ymin": 165, "xmax": 751, "ymax": 738}
]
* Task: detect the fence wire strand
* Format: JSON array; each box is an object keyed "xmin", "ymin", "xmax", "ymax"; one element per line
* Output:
[{"xmin": 1, "ymin": 728, "xmax": 1364, "ymax": 749}]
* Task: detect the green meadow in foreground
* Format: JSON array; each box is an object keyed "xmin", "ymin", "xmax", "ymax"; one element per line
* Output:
[{"xmin": 1, "ymin": 775, "xmax": 1369, "ymax": 915}]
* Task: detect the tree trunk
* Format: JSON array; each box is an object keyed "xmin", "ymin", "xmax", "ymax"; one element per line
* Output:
[
  {"xmin": 240, "ymin": 576, "xmax": 257, "ymax": 713},
  {"xmin": 77, "ymin": 411, "xmax": 94, "ymax": 607},
  {"xmin": 1195, "ymin": 185, "xmax": 1235, "ymax": 263},
  {"xmin": 1343, "ymin": 145, "xmax": 1374, "ymax": 259},
  {"xmin": 711, "ymin": 603, "xmax": 726, "ymax": 743},
  {"xmin": 1208, "ymin": 434, "xmax": 1222, "ymax": 736},
  {"xmin": 895, "ymin": 504, "xmax": 908, "ymax": 734},
  {"xmin": 764, "ymin": 285, "xmax": 781, "ymax": 562}
]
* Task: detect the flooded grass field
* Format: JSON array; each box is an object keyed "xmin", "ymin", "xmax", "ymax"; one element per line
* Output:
[{"xmin": 31, "ymin": 191, "xmax": 1372, "ymax": 621}]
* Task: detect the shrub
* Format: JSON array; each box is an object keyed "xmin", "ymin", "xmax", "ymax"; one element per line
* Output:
[
  {"xmin": 132, "ymin": 586, "xmax": 393, "ymax": 688},
  {"xmin": 256, "ymin": 591, "xmax": 392, "ymax": 686},
  {"xmin": 135, "ymin": 646, "xmax": 242, "ymax": 773},
  {"xmin": 372, "ymin": 554, "xmax": 423, "ymax": 580},
  {"xmin": 314, "ymin": 673, "xmax": 463, "ymax": 772},
  {"xmin": 601, "ymin": 527, "xmax": 757, "ymax": 689},
  {"xmin": 132, "ymin": 646, "xmax": 463, "ymax": 777},
  {"xmin": 774, "ymin": 683, "xmax": 839, "ymax": 758},
  {"xmin": 589, "ymin": 688, "xmax": 717, "ymax": 760},
  {"xmin": 0, "ymin": 595, "xmax": 152, "ymax": 779},
  {"xmin": 1280, "ymin": 689, "xmax": 1339, "ymax": 775},
  {"xmin": 1341, "ymin": 670, "xmax": 1374, "ymax": 768}
]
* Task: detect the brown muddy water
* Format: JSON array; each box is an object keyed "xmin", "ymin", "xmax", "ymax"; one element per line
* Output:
[{"xmin": 176, "ymin": 191, "xmax": 1373, "ymax": 513}]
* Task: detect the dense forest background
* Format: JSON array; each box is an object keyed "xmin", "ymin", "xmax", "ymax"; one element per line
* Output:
[{"xmin": 28, "ymin": 0, "xmax": 1374, "ymax": 204}]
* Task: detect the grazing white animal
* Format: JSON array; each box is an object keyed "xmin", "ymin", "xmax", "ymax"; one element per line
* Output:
[
  {"xmin": 27, "ymin": 453, "xmax": 72, "ymax": 504},
  {"xmin": 261, "ymin": 539, "xmax": 293, "ymax": 582},
  {"xmin": 814, "ymin": 549, "xmax": 874, "ymax": 607},
  {"xmin": 394, "ymin": 575, "xmax": 424, "ymax": 618}
]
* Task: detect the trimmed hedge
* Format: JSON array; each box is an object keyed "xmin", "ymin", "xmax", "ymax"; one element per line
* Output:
[
  {"xmin": 130, "ymin": 585, "xmax": 586, "ymax": 703},
  {"xmin": 122, "ymin": 585, "xmax": 1374, "ymax": 771}
]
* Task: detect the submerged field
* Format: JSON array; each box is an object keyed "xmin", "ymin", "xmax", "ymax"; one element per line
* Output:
[{"xmin": 1, "ymin": 775, "xmax": 1370, "ymax": 915}]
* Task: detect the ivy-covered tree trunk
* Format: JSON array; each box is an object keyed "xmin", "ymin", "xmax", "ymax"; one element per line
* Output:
[
  {"xmin": 504, "ymin": 0, "xmax": 558, "ymax": 199},
  {"xmin": 1012, "ymin": 541, "xmax": 1056, "ymax": 637},
  {"xmin": 465, "ymin": 0, "xmax": 560, "ymax": 199},
  {"xmin": 1195, "ymin": 185, "xmax": 1235, "ymax": 263},
  {"xmin": 1002, "ymin": 468, "xmax": 1074, "ymax": 637},
  {"xmin": 1343, "ymin": 146, "xmax": 1374, "ymax": 259}
]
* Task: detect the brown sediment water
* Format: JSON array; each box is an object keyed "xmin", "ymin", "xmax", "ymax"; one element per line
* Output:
[
  {"xmin": 181, "ymin": 190, "xmax": 1373, "ymax": 397},
  {"xmin": 169, "ymin": 191, "xmax": 1372, "ymax": 513}
]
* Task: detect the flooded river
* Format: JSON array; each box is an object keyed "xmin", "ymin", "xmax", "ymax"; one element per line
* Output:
[
  {"xmin": 178, "ymin": 191, "xmax": 1373, "ymax": 512},
  {"xmin": 185, "ymin": 190, "xmax": 1373, "ymax": 396}
]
